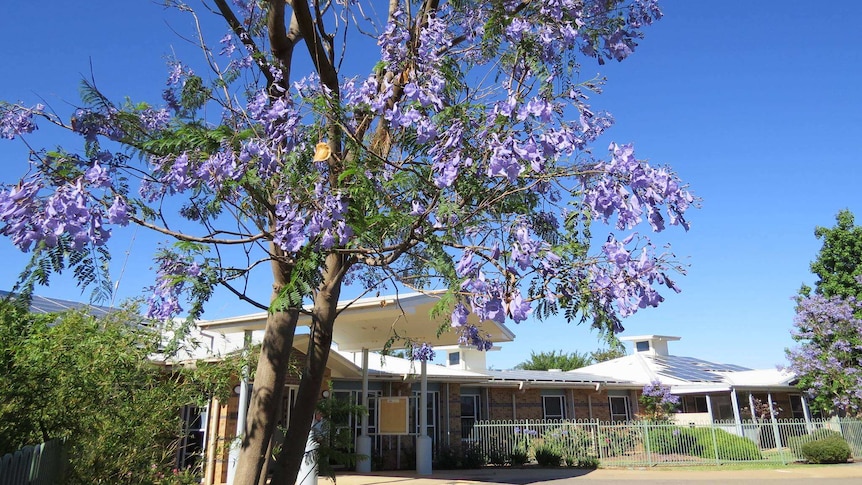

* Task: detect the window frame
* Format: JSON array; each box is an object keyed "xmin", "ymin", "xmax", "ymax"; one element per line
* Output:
[
  {"xmin": 542, "ymin": 395, "xmax": 566, "ymax": 420},
  {"xmin": 608, "ymin": 395, "xmax": 631, "ymax": 422}
]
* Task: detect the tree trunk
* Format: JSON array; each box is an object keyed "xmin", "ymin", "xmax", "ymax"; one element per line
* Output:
[
  {"xmin": 232, "ymin": 258, "xmax": 299, "ymax": 485},
  {"xmin": 271, "ymin": 253, "xmax": 345, "ymax": 484}
]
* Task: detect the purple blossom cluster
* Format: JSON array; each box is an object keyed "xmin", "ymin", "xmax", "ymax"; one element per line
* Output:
[
  {"xmin": 0, "ymin": 156, "xmax": 129, "ymax": 252},
  {"xmin": 411, "ymin": 342, "xmax": 436, "ymax": 362},
  {"xmin": 590, "ymin": 234, "xmax": 680, "ymax": 318},
  {"xmin": 641, "ymin": 379, "xmax": 680, "ymax": 405},
  {"xmin": 585, "ymin": 143, "xmax": 693, "ymax": 232},
  {"xmin": 1, "ymin": 103, "xmax": 43, "ymax": 139},
  {"xmin": 639, "ymin": 379, "xmax": 679, "ymax": 419},
  {"xmin": 787, "ymin": 293, "xmax": 862, "ymax": 414},
  {"xmin": 273, "ymin": 189, "xmax": 352, "ymax": 253},
  {"xmin": 146, "ymin": 249, "xmax": 204, "ymax": 321}
]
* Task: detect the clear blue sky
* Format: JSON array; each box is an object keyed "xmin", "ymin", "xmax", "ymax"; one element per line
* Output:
[{"xmin": 1, "ymin": 1, "xmax": 860, "ymax": 370}]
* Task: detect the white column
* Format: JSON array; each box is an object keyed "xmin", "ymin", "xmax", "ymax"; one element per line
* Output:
[
  {"xmin": 356, "ymin": 348, "xmax": 372, "ymax": 473},
  {"xmin": 748, "ymin": 393, "xmax": 757, "ymax": 421},
  {"xmin": 705, "ymin": 394, "xmax": 714, "ymax": 422},
  {"xmin": 767, "ymin": 392, "xmax": 782, "ymax": 448},
  {"xmin": 802, "ymin": 395, "xmax": 813, "ymax": 432},
  {"xmin": 227, "ymin": 330, "xmax": 252, "ymax": 484},
  {"xmin": 730, "ymin": 390, "xmax": 743, "ymax": 436},
  {"xmin": 416, "ymin": 359, "xmax": 433, "ymax": 475}
]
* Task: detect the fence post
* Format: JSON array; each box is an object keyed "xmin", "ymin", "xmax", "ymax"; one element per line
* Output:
[
  {"xmin": 643, "ymin": 421, "xmax": 652, "ymax": 467},
  {"xmin": 710, "ymin": 421, "xmax": 720, "ymax": 465},
  {"xmin": 596, "ymin": 419, "xmax": 604, "ymax": 463}
]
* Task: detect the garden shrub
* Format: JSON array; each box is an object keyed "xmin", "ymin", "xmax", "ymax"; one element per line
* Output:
[
  {"xmin": 434, "ymin": 445, "xmax": 461, "ymax": 469},
  {"xmin": 800, "ymin": 436, "xmax": 852, "ymax": 464},
  {"xmin": 647, "ymin": 426, "xmax": 761, "ymax": 460},
  {"xmin": 599, "ymin": 427, "xmax": 639, "ymax": 456},
  {"xmin": 577, "ymin": 456, "xmax": 600, "ymax": 469},
  {"xmin": 539, "ymin": 425, "xmax": 596, "ymax": 466},
  {"xmin": 710, "ymin": 428, "xmax": 762, "ymax": 460},
  {"xmin": 487, "ymin": 447, "xmax": 508, "ymax": 466},
  {"xmin": 533, "ymin": 442, "xmax": 563, "ymax": 467},
  {"xmin": 461, "ymin": 444, "xmax": 487, "ymax": 469},
  {"xmin": 788, "ymin": 429, "xmax": 843, "ymax": 459},
  {"xmin": 434, "ymin": 444, "xmax": 487, "ymax": 469},
  {"xmin": 509, "ymin": 447, "xmax": 529, "ymax": 466}
]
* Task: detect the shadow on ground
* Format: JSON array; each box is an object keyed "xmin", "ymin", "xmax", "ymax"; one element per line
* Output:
[{"xmin": 334, "ymin": 467, "xmax": 596, "ymax": 485}]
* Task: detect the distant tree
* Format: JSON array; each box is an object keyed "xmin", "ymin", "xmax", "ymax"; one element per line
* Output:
[
  {"xmin": 591, "ymin": 346, "xmax": 627, "ymax": 362},
  {"xmin": 801, "ymin": 209, "xmax": 862, "ymax": 300},
  {"xmin": 514, "ymin": 349, "xmax": 593, "ymax": 371},
  {"xmin": 788, "ymin": 210, "xmax": 862, "ymax": 416},
  {"xmin": 0, "ymin": 301, "xmax": 244, "ymax": 483},
  {"xmin": 638, "ymin": 380, "xmax": 679, "ymax": 421}
]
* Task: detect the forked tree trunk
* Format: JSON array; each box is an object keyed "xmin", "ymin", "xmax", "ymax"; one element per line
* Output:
[
  {"xmin": 232, "ymin": 307, "xmax": 300, "ymax": 485},
  {"xmin": 271, "ymin": 253, "xmax": 344, "ymax": 484},
  {"xmin": 232, "ymin": 258, "xmax": 300, "ymax": 485}
]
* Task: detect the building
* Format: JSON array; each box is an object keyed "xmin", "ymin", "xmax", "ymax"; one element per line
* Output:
[{"xmin": 188, "ymin": 293, "xmax": 807, "ymax": 484}]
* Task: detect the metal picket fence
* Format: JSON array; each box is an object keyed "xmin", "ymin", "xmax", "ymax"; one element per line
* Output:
[
  {"xmin": 0, "ymin": 440, "xmax": 64, "ymax": 485},
  {"xmin": 468, "ymin": 418, "xmax": 862, "ymax": 467}
]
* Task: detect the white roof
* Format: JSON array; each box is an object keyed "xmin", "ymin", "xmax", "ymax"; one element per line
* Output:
[
  {"xmin": 198, "ymin": 292, "xmax": 515, "ymax": 351},
  {"xmin": 571, "ymin": 353, "xmax": 796, "ymax": 391}
]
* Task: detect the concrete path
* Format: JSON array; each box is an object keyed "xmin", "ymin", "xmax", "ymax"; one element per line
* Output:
[{"xmin": 327, "ymin": 463, "xmax": 862, "ymax": 485}]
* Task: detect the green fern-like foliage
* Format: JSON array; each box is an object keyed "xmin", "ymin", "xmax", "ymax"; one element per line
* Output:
[{"xmin": 13, "ymin": 236, "xmax": 113, "ymax": 305}]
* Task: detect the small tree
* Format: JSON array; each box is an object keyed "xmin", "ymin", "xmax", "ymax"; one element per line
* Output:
[
  {"xmin": 0, "ymin": 301, "xmax": 241, "ymax": 484},
  {"xmin": 638, "ymin": 380, "xmax": 679, "ymax": 421},
  {"xmin": 514, "ymin": 349, "xmax": 593, "ymax": 371}
]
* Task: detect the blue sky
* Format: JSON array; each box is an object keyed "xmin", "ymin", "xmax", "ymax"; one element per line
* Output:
[{"xmin": 1, "ymin": 1, "xmax": 860, "ymax": 370}]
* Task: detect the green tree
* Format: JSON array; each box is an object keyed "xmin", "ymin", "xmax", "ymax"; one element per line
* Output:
[
  {"xmin": 0, "ymin": 2, "xmax": 690, "ymax": 483},
  {"xmin": 0, "ymin": 301, "xmax": 237, "ymax": 484},
  {"xmin": 788, "ymin": 210, "xmax": 862, "ymax": 415},
  {"xmin": 801, "ymin": 209, "xmax": 862, "ymax": 300},
  {"xmin": 514, "ymin": 349, "xmax": 593, "ymax": 371},
  {"xmin": 591, "ymin": 346, "xmax": 627, "ymax": 362}
]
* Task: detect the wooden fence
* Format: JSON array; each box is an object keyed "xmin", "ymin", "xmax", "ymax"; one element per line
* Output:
[{"xmin": 0, "ymin": 440, "xmax": 64, "ymax": 485}]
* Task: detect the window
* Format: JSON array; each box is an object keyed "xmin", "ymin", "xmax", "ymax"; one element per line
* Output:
[
  {"xmin": 683, "ymin": 395, "xmax": 708, "ymax": 413},
  {"xmin": 448, "ymin": 352, "xmax": 460, "ymax": 366},
  {"xmin": 177, "ymin": 404, "xmax": 208, "ymax": 469},
  {"xmin": 635, "ymin": 341, "xmax": 650, "ymax": 352},
  {"xmin": 608, "ymin": 396, "xmax": 630, "ymax": 422},
  {"xmin": 789, "ymin": 395, "xmax": 806, "ymax": 419},
  {"xmin": 461, "ymin": 394, "xmax": 480, "ymax": 440},
  {"xmin": 411, "ymin": 391, "xmax": 440, "ymax": 447},
  {"xmin": 542, "ymin": 395, "xmax": 566, "ymax": 420}
]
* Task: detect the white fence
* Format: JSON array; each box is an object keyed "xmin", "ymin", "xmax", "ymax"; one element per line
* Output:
[{"xmin": 468, "ymin": 418, "xmax": 862, "ymax": 467}]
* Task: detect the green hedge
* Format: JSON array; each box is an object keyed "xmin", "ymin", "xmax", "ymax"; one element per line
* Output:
[
  {"xmin": 788, "ymin": 429, "xmax": 843, "ymax": 459},
  {"xmin": 648, "ymin": 426, "xmax": 762, "ymax": 460},
  {"xmin": 800, "ymin": 435, "xmax": 852, "ymax": 464}
]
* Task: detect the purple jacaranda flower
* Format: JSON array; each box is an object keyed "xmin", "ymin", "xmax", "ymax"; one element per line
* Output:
[
  {"xmin": 107, "ymin": 196, "xmax": 129, "ymax": 225},
  {"xmin": 451, "ymin": 304, "xmax": 469, "ymax": 328}
]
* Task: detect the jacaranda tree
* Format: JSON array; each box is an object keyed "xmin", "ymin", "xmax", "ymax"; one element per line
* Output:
[
  {"xmin": 0, "ymin": 1, "xmax": 693, "ymax": 483},
  {"xmin": 787, "ymin": 292, "xmax": 862, "ymax": 416},
  {"xmin": 788, "ymin": 211, "xmax": 862, "ymax": 416}
]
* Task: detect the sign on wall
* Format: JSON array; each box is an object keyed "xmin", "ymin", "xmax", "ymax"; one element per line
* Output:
[{"xmin": 378, "ymin": 396, "xmax": 410, "ymax": 435}]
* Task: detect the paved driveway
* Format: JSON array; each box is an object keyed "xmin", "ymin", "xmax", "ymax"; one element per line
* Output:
[{"xmin": 328, "ymin": 464, "xmax": 862, "ymax": 485}]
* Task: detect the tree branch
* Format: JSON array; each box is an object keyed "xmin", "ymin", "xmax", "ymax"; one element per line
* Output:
[{"xmin": 212, "ymin": 0, "xmax": 276, "ymax": 86}]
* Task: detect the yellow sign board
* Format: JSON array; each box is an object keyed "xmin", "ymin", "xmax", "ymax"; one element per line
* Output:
[{"xmin": 378, "ymin": 396, "xmax": 410, "ymax": 435}]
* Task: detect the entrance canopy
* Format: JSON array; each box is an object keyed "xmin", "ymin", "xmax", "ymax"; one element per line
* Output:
[{"xmin": 198, "ymin": 292, "xmax": 516, "ymax": 351}]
